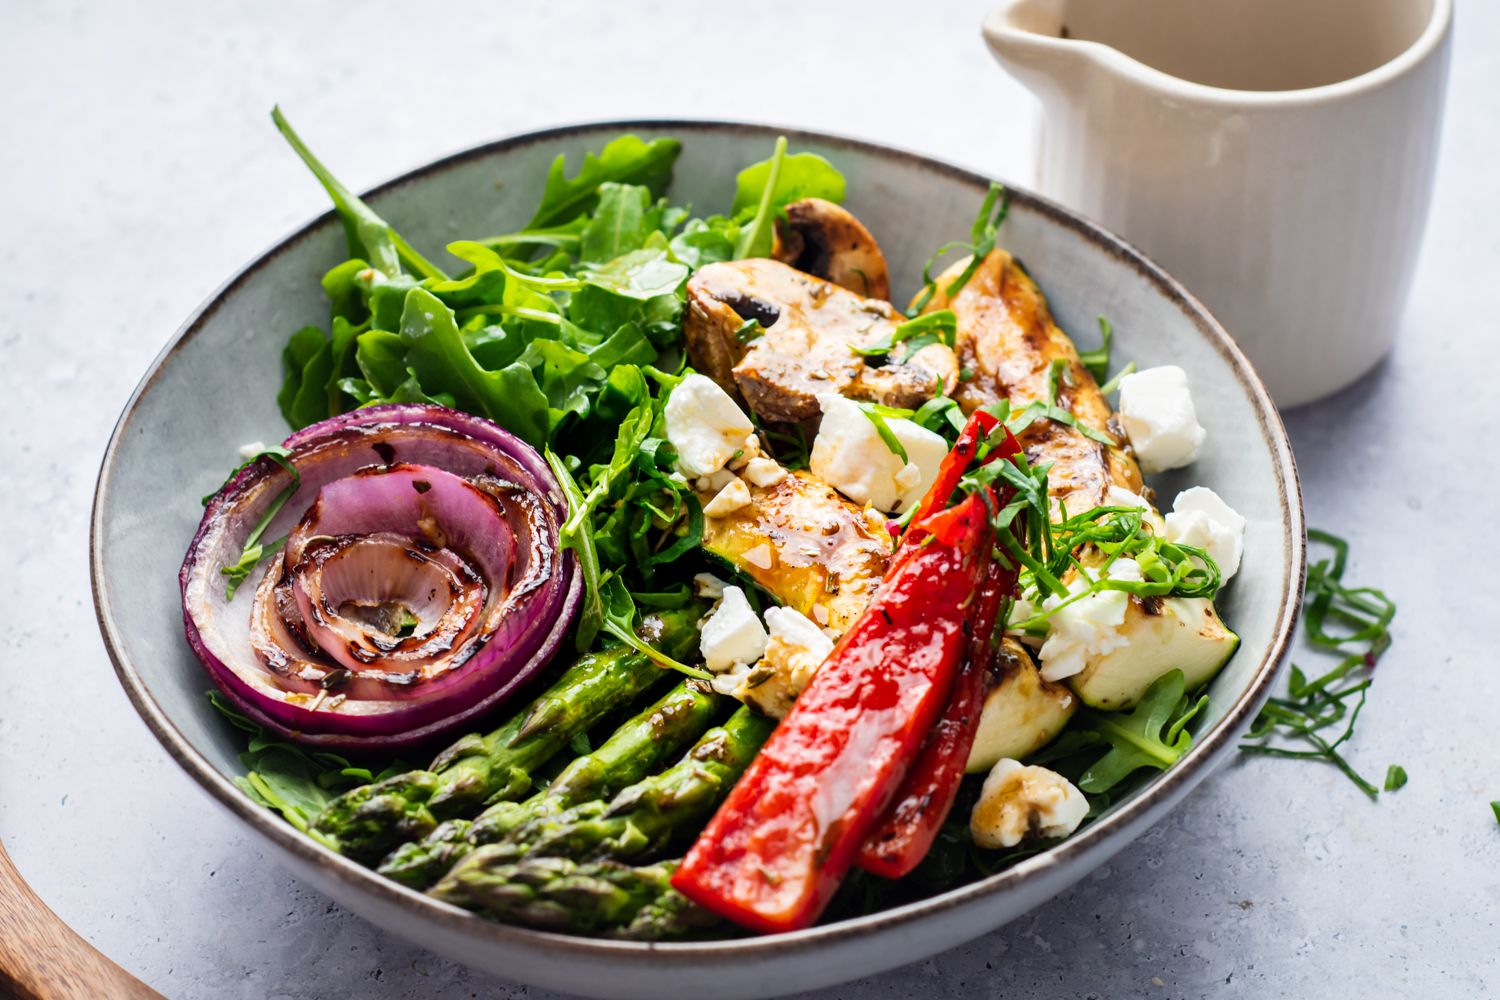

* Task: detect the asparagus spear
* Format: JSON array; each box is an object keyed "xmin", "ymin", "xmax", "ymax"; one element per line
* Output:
[
  {"xmin": 615, "ymin": 881, "xmax": 725, "ymax": 941},
  {"xmin": 311, "ymin": 607, "xmax": 701, "ymax": 861},
  {"xmin": 429, "ymin": 851, "xmax": 724, "ymax": 939},
  {"xmin": 377, "ymin": 680, "xmax": 720, "ymax": 888},
  {"xmin": 430, "ymin": 855, "xmax": 686, "ymax": 934},
  {"xmin": 445, "ymin": 705, "xmax": 775, "ymax": 869}
]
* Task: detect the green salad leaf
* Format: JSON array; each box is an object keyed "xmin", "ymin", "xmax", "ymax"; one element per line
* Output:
[
  {"xmin": 272, "ymin": 107, "xmax": 447, "ymax": 281},
  {"xmin": 1067, "ymin": 670, "xmax": 1207, "ymax": 793},
  {"xmin": 208, "ymin": 692, "xmax": 412, "ymax": 836},
  {"xmin": 732, "ymin": 138, "xmax": 847, "ymax": 259},
  {"xmin": 401, "ymin": 288, "xmax": 552, "ymax": 447},
  {"xmin": 527, "ymin": 135, "xmax": 682, "ymax": 229},
  {"xmin": 730, "ymin": 144, "xmax": 846, "ymax": 216}
]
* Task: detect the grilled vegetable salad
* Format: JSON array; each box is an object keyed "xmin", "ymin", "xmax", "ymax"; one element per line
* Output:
[{"xmin": 184, "ymin": 110, "xmax": 1248, "ymax": 939}]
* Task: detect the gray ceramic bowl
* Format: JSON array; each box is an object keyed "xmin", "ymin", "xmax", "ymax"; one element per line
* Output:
[{"xmin": 91, "ymin": 120, "xmax": 1304, "ymax": 999}]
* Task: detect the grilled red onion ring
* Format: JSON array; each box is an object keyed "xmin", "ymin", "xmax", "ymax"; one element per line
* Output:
[{"xmin": 180, "ymin": 404, "xmax": 580, "ymax": 749}]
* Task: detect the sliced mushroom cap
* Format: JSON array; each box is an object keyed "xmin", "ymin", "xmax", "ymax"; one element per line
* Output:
[
  {"xmin": 772, "ymin": 198, "xmax": 891, "ymax": 301},
  {"xmin": 684, "ymin": 259, "xmax": 958, "ymax": 425}
]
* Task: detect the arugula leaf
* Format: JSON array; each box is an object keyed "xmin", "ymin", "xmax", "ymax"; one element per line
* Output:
[
  {"xmin": 1072, "ymin": 670, "xmax": 1206, "ymax": 793},
  {"xmin": 546, "ymin": 447, "xmax": 607, "ymax": 649},
  {"xmin": 856, "ymin": 402, "xmax": 910, "ymax": 463},
  {"xmin": 669, "ymin": 216, "xmax": 739, "ymax": 268},
  {"xmin": 579, "ymin": 247, "xmax": 689, "ymax": 300},
  {"xmin": 579, "ymin": 183, "xmax": 654, "ymax": 262},
  {"xmin": 599, "ymin": 573, "xmax": 710, "ymax": 679},
  {"xmin": 271, "ymin": 107, "xmax": 447, "ymax": 281},
  {"xmin": 476, "ymin": 217, "xmax": 589, "ymax": 256},
  {"xmin": 527, "ymin": 135, "xmax": 681, "ymax": 229},
  {"xmin": 208, "ymin": 692, "xmax": 412, "ymax": 836},
  {"xmin": 731, "ymin": 138, "xmax": 847, "ymax": 260},
  {"xmin": 397, "ymin": 288, "xmax": 549, "ymax": 447},
  {"xmin": 730, "ymin": 145, "xmax": 846, "ymax": 216}
]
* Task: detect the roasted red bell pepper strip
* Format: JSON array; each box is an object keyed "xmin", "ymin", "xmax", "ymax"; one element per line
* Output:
[
  {"xmin": 854, "ymin": 557, "xmax": 1015, "ymax": 878},
  {"xmin": 670, "ymin": 493, "xmax": 995, "ymax": 933},
  {"xmin": 855, "ymin": 422, "xmax": 1024, "ymax": 878},
  {"xmin": 907, "ymin": 409, "xmax": 1016, "ymax": 527}
]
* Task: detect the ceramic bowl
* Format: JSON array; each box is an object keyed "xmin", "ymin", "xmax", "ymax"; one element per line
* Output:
[{"xmin": 91, "ymin": 120, "xmax": 1304, "ymax": 999}]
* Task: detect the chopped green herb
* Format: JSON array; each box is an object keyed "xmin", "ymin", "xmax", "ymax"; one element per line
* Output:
[
  {"xmin": 734, "ymin": 318, "xmax": 764, "ymax": 344},
  {"xmin": 907, "ymin": 183, "xmax": 1010, "ymax": 317},
  {"xmin": 220, "ymin": 450, "xmax": 301, "ymax": 599},
  {"xmin": 850, "ymin": 310, "xmax": 957, "ymax": 360},
  {"xmin": 1240, "ymin": 530, "xmax": 1396, "ymax": 800},
  {"xmin": 1383, "ymin": 765, "xmax": 1407, "ymax": 792},
  {"xmin": 1077, "ymin": 316, "xmax": 1114, "ymax": 383},
  {"xmin": 856, "ymin": 402, "xmax": 910, "ymax": 463}
]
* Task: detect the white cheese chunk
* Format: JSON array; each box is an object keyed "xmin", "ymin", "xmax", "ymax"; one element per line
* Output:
[
  {"xmin": 728, "ymin": 433, "xmax": 761, "ymax": 471},
  {"xmin": 703, "ymin": 477, "xmax": 753, "ymax": 518},
  {"xmin": 693, "ymin": 572, "xmax": 728, "ymax": 600},
  {"xmin": 731, "ymin": 607, "xmax": 836, "ymax": 718},
  {"xmin": 970, "ymin": 759, "xmax": 1090, "ymax": 849},
  {"xmin": 237, "ymin": 440, "xmax": 269, "ymax": 460},
  {"xmin": 743, "ymin": 456, "xmax": 788, "ymax": 488},
  {"xmin": 1165, "ymin": 486, "xmax": 1246, "ymax": 583},
  {"xmin": 699, "ymin": 586, "xmax": 767, "ymax": 673},
  {"xmin": 808, "ymin": 394, "xmax": 948, "ymax": 513},
  {"xmin": 1117, "ymin": 366, "xmax": 1206, "ymax": 474},
  {"xmin": 1036, "ymin": 558, "xmax": 1143, "ymax": 682},
  {"xmin": 665, "ymin": 373, "xmax": 755, "ymax": 477}
]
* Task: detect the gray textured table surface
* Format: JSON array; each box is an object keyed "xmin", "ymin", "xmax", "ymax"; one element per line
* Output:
[{"xmin": 2, "ymin": 2, "xmax": 1496, "ymax": 998}]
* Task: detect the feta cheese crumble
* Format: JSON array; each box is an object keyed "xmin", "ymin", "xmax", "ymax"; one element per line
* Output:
[
  {"xmin": 1036, "ymin": 557, "xmax": 1143, "ymax": 682},
  {"xmin": 808, "ymin": 393, "xmax": 947, "ymax": 513},
  {"xmin": 1117, "ymin": 365, "xmax": 1206, "ymax": 474},
  {"xmin": 664, "ymin": 374, "xmax": 755, "ymax": 477},
  {"xmin": 742, "ymin": 456, "xmax": 788, "ymax": 488},
  {"xmin": 721, "ymin": 606, "xmax": 836, "ymax": 718},
  {"xmin": 971, "ymin": 759, "xmax": 1090, "ymax": 848},
  {"xmin": 703, "ymin": 477, "xmax": 753, "ymax": 518},
  {"xmin": 698, "ymin": 586, "xmax": 767, "ymax": 673},
  {"xmin": 1165, "ymin": 486, "xmax": 1246, "ymax": 583}
]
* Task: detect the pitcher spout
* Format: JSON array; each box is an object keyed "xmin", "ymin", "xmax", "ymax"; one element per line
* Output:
[{"xmin": 981, "ymin": 0, "xmax": 1096, "ymax": 102}]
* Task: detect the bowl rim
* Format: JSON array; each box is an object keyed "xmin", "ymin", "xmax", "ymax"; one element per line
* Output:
[{"xmin": 90, "ymin": 117, "xmax": 1305, "ymax": 961}]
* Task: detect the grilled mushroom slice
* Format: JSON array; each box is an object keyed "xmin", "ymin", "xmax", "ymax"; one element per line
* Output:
[
  {"xmin": 771, "ymin": 198, "xmax": 892, "ymax": 301},
  {"xmin": 684, "ymin": 259, "xmax": 958, "ymax": 425}
]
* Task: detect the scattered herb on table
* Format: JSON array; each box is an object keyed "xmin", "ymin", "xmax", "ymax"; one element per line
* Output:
[{"xmin": 1239, "ymin": 529, "xmax": 1396, "ymax": 799}]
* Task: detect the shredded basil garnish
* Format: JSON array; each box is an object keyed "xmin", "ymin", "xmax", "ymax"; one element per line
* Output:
[
  {"xmin": 1239, "ymin": 530, "xmax": 1397, "ymax": 799},
  {"xmin": 221, "ymin": 449, "xmax": 301, "ymax": 599}
]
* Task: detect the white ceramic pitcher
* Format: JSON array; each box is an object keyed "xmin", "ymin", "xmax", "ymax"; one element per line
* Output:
[{"xmin": 983, "ymin": 0, "xmax": 1452, "ymax": 408}]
